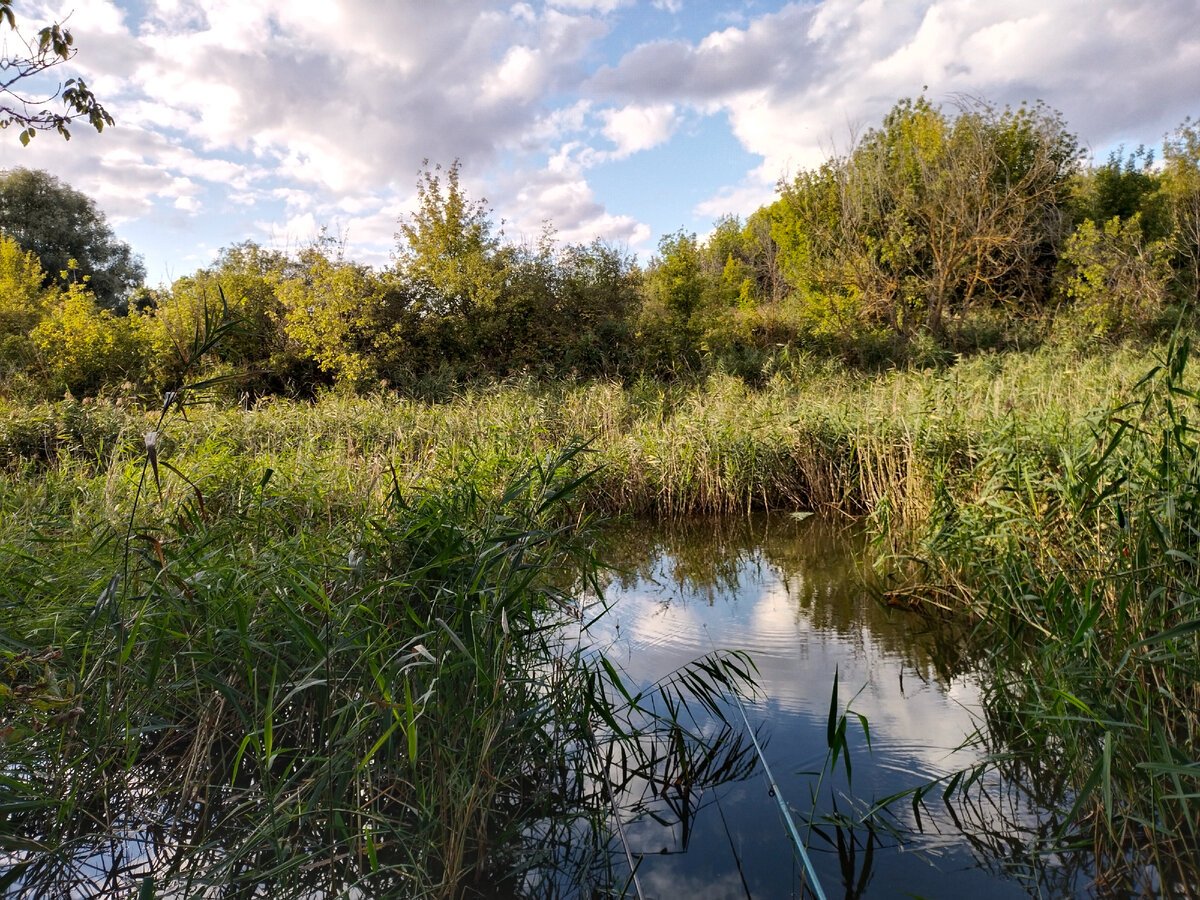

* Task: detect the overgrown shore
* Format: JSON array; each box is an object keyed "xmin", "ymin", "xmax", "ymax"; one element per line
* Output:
[
  {"xmin": 0, "ymin": 340, "xmax": 1160, "ymax": 521},
  {"xmin": 3, "ymin": 338, "xmax": 1198, "ymax": 895}
]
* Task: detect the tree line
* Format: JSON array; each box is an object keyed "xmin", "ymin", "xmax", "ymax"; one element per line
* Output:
[{"xmin": 2, "ymin": 97, "xmax": 1199, "ymax": 400}]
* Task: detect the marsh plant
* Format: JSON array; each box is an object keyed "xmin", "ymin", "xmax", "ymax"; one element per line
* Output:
[
  {"xmin": 895, "ymin": 327, "xmax": 1200, "ymax": 893},
  {"xmin": 0, "ymin": 304, "xmax": 759, "ymax": 898}
]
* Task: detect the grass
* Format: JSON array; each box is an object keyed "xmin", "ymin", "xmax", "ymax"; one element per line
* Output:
[
  {"xmin": 0, "ymin": 339, "xmax": 1163, "ymax": 524},
  {"xmin": 883, "ymin": 332, "xmax": 1200, "ymax": 893},
  {"xmin": 0, "ymin": 378, "xmax": 758, "ymax": 896},
  {"xmin": 2, "ymin": 334, "xmax": 1196, "ymax": 894}
]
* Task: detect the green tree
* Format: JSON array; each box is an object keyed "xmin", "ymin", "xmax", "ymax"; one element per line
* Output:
[
  {"xmin": 645, "ymin": 230, "xmax": 704, "ymax": 321},
  {"xmin": 0, "ymin": 0, "xmax": 112, "ymax": 144},
  {"xmin": 776, "ymin": 97, "xmax": 1080, "ymax": 342},
  {"xmin": 1069, "ymin": 146, "xmax": 1169, "ymax": 245},
  {"xmin": 1162, "ymin": 116, "xmax": 1200, "ymax": 302},
  {"xmin": 1060, "ymin": 215, "xmax": 1171, "ymax": 340},
  {"xmin": 702, "ymin": 215, "xmax": 758, "ymax": 308},
  {"xmin": 638, "ymin": 230, "xmax": 706, "ymax": 374},
  {"xmin": 278, "ymin": 233, "xmax": 396, "ymax": 389},
  {"xmin": 0, "ymin": 168, "xmax": 144, "ymax": 310},
  {"xmin": 394, "ymin": 160, "xmax": 509, "ymax": 355},
  {"xmin": 532, "ymin": 236, "xmax": 639, "ymax": 375},
  {"xmin": 149, "ymin": 242, "xmax": 288, "ymax": 389}
]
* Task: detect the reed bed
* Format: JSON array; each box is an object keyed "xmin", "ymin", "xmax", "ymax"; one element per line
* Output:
[
  {"xmin": 887, "ymin": 336, "xmax": 1200, "ymax": 894},
  {"xmin": 2, "ymin": 337, "xmax": 1191, "ymax": 895},
  {"xmin": 0, "ymin": 340, "xmax": 1160, "ymax": 526},
  {"xmin": 0, "ymin": 390, "xmax": 756, "ymax": 896}
]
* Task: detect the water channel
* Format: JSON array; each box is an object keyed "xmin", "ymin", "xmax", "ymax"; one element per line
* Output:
[{"xmin": 565, "ymin": 513, "xmax": 1093, "ymax": 899}]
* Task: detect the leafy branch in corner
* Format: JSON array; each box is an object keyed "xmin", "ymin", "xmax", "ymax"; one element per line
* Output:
[{"xmin": 0, "ymin": 0, "xmax": 113, "ymax": 144}]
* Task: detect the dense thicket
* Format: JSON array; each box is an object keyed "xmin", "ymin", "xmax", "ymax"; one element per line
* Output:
[{"xmin": 2, "ymin": 99, "xmax": 1199, "ymax": 400}]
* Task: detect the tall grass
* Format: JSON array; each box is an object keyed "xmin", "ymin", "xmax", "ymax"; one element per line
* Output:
[
  {"xmin": 0, "ymin": 340, "xmax": 1163, "ymax": 525},
  {"xmin": 3, "ymin": 335, "xmax": 1191, "ymax": 893},
  {"xmin": 0, "ymin": 306, "xmax": 761, "ymax": 897},
  {"xmin": 2, "ymin": 428, "xmax": 761, "ymax": 896},
  {"xmin": 889, "ymin": 332, "xmax": 1200, "ymax": 893}
]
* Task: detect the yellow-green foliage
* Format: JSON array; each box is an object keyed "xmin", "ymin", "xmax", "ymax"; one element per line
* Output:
[
  {"xmin": 0, "ymin": 235, "xmax": 57, "ymax": 376},
  {"xmin": 278, "ymin": 241, "xmax": 392, "ymax": 388},
  {"xmin": 1060, "ymin": 215, "xmax": 1171, "ymax": 340},
  {"xmin": 148, "ymin": 243, "xmax": 287, "ymax": 386},
  {"xmin": 31, "ymin": 285, "xmax": 150, "ymax": 395}
]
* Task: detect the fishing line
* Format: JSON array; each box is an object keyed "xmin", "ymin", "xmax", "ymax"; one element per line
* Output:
[
  {"xmin": 677, "ymin": 692, "xmax": 754, "ymax": 900},
  {"xmin": 574, "ymin": 593, "xmax": 645, "ymax": 900},
  {"xmin": 705, "ymin": 742, "xmax": 755, "ymax": 899},
  {"xmin": 703, "ymin": 623, "xmax": 828, "ymax": 900}
]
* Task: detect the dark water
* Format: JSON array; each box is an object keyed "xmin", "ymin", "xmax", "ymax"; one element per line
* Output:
[{"xmin": 575, "ymin": 514, "xmax": 1088, "ymax": 899}]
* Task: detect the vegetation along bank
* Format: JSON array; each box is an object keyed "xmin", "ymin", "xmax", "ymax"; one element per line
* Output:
[{"xmin": 2, "ymin": 95, "xmax": 1199, "ymax": 895}]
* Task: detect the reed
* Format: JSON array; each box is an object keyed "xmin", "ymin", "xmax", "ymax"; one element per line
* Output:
[
  {"xmin": 3, "ymin": 334, "xmax": 1189, "ymax": 894},
  {"xmin": 0, "ymin": 339, "xmax": 1163, "ymax": 526},
  {"xmin": 888, "ymin": 332, "xmax": 1200, "ymax": 892},
  {"xmin": 1, "ymin": 356, "xmax": 764, "ymax": 897}
]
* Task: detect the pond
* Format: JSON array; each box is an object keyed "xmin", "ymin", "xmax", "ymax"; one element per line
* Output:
[
  {"xmin": 560, "ymin": 513, "xmax": 1096, "ymax": 899},
  {"xmin": 1, "ymin": 511, "xmax": 1110, "ymax": 898}
]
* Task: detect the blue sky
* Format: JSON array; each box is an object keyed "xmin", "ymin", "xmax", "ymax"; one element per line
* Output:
[{"xmin": 3, "ymin": 0, "xmax": 1199, "ymax": 285}]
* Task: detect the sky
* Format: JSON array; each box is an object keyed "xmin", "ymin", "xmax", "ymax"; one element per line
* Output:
[{"xmin": 2, "ymin": 0, "xmax": 1199, "ymax": 287}]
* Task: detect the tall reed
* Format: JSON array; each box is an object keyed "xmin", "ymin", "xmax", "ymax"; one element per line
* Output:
[{"xmin": 893, "ymin": 332, "xmax": 1200, "ymax": 892}]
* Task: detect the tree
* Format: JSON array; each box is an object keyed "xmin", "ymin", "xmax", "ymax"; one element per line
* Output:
[
  {"xmin": 637, "ymin": 230, "xmax": 706, "ymax": 374},
  {"xmin": 1071, "ymin": 146, "xmax": 1167, "ymax": 236},
  {"xmin": 775, "ymin": 97, "xmax": 1080, "ymax": 340},
  {"xmin": 497, "ymin": 233, "xmax": 640, "ymax": 375},
  {"xmin": 31, "ymin": 284, "xmax": 150, "ymax": 395},
  {"xmin": 645, "ymin": 230, "xmax": 704, "ymax": 321},
  {"xmin": 278, "ymin": 232, "xmax": 396, "ymax": 388},
  {"xmin": 1060, "ymin": 215, "xmax": 1171, "ymax": 340},
  {"xmin": 1162, "ymin": 117, "xmax": 1200, "ymax": 302},
  {"xmin": 394, "ymin": 160, "xmax": 509, "ymax": 344},
  {"xmin": 0, "ymin": 168, "xmax": 144, "ymax": 310},
  {"xmin": 149, "ymin": 241, "xmax": 289, "ymax": 388},
  {"xmin": 0, "ymin": 0, "xmax": 112, "ymax": 144}
]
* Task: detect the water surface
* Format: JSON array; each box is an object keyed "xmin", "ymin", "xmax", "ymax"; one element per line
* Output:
[{"xmin": 581, "ymin": 514, "xmax": 1083, "ymax": 898}]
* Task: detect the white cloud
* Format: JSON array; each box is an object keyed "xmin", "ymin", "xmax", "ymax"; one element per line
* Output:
[
  {"xmin": 590, "ymin": 0, "xmax": 1200, "ymax": 220},
  {"xmin": 548, "ymin": 0, "xmax": 633, "ymax": 11},
  {"xmin": 501, "ymin": 166, "xmax": 650, "ymax": 248},
  {"xmin": 600, "ymin": 103, "xmax": 679, "ymax": 157},
  {"xmin": 694, "ymin": 180, "xmax": 776, "ymax": 222}
]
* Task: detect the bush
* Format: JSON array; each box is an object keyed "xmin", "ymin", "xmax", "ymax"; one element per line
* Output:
[
  {"xmin": 31, "ymin": 285, "xmax": 152, "ymax": 396},
  {"xmin": 1058, "ymin": 215, "xmax": 1172, "ymax": 341}
]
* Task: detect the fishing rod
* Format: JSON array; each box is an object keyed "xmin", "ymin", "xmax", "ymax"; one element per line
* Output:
[{"xmin": 704, "ymin": 624, "xmax": 828, "ymax": 900}]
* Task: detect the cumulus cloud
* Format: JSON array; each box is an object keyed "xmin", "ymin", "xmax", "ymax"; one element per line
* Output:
[
  {"xmin": 600, "ymin": 103, "xmax": 679, "ymax": 157},
  {"xmin": 6, "ymin": 0, "xmax": 1199, "ymax": 280},
  {"xmin": 501, "ymin": 165, "xmax": 651, "ymax": 248},
  {"xmin": 590, "ymin": 0, "xmax": 1200, "ymax": 226}
]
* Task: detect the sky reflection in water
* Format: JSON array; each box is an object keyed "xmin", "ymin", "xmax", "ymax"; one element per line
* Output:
[{"xmin": 585, "ymin": 514, "xmax": 1077, "ymax": 899}]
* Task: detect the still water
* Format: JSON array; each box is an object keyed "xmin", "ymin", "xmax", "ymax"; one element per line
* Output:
[{"xmin": 575, "ymin": 514, "xmax": 1086, "ymax": 899}]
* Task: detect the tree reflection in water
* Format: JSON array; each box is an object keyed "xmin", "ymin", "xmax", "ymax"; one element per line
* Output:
[{"xmin": 570, "ymin": 513, "xmax": 1119, "ymax": 898}]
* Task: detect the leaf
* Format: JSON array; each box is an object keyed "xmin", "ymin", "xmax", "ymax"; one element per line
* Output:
[{"xmin": 826, "ymin": 665, "xmax": 839, "ymax": 749}]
